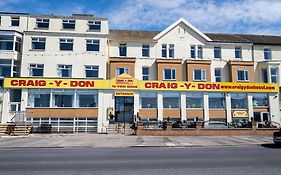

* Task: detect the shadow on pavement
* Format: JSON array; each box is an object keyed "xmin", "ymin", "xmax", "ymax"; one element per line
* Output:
[{"xmin": 261, "ymin": 143, "xmax": 281, "ymax": 149}]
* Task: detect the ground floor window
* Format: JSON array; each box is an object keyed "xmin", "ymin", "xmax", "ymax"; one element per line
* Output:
[
  {"xmin": 52, "ymin": 90, "xmax": 74, "ymax": 107},
  {"xmin": 28, "ymin": 89, "xmax": 50, "ymax": 107},
  {"xmin": 252, "ymin": 93, "xmax": 268, "ymax": 107},
  {"xmin": 186, "ymin": 92, "xmax": 203, "ymax": 108},
  {"xmin": 77, "ymin": 90, "xmax": 98, "ymax": 107},
  {"xmin": 140, "ymin": 92, "xmax": 157, "ymax": 108},
  {"xmin": 231, "ymin": 93, "xmax": 247, "ymax": 109},
  {"xmin": 208, "ymin": 93, "xmax": 225, "ymax": 109},
  {"xmin": 163, "ymin": 92, "xmax": 180, "ymax": 108}
]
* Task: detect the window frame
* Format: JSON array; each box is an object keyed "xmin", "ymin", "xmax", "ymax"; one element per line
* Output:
[
  {"xmin": 264, "ymin": 48, "xmax": 272, "ymax": 60},
  {"xmin": 142, "ymin": 44, "xmax": 150, "ymax": 57},
  {"xmin": 116, "ymin": 67, "xmax": 129, "ymax": 76},
  {"xmin": 86, "ymin": 39, "xmax": 100, "ymax": 52},
  {"xmin": 31, "ymin": 37, "xmax": 46, "ymax": 50},
  {"xmin": 237, "ymin": 70, "xmax": 249, "ymax": 81},
  {"xmin": 59, "ymin": 38, "xmax": 73, "ymax": 51},
  {"xmin": 36, "ymin": 18, "xmax": 50, "ymax": 29},
  {"xmin": 168, "ymin": 44, "xmax": 174, "ymax": 58},
  {"xmin": 190, "ymin": 45, "xmax": 196, "ymax": 59},
  {"xmin": 88, "ymin": 21, "xmax": 101, "ymax": 31},
  {"xmin": 57, "ymin": 64, "xmax": 72, "ymax": 78},
  {"xmin": 11, "ymin": 17, "xmax": 20, "ymax": 26},
  {"xmin": 162, "ymin": 44, "xmax": 167, "ymax": 58},
  {"xmin": 270, "ymin": 67, "xmax": 279, "ymax": 83},
  {"xmin": 163, "ymin": 68, "xmax": 176, "ymax": 80},
  {"xmin": 142, "ymin": 67, "xmax": 149, "ymax": 80},
  {"xmin": 85, "ymin": 65, "xmax": 99, "ymax": 78},
  {"xmin": 119, "ymin": 43, "xmax": 127, "ymax": 57},
  {"xmin": 62, "ymin": 19, "xmax": 75, "ymax": 30},
  {"xmin": 197, "ymin": 45, "xmax": 203, "ymax": 59},
  {"xmin": 235, "ymin": 46, "xmax": 242, "ymax": 59},
  {"xmin": 29, "ymin": 64, "xmax": 44, "ymax": 77},
  {"xmin": 214, "ymin": 68, "xmax": 221, "ymax": 82},
  {"xmin": 214, "ymin": 46, "xmax": 221, "ymax": 59},
  {"xmin": 193, "ymin": 69, "xmax": 206, "ymax": 81}
]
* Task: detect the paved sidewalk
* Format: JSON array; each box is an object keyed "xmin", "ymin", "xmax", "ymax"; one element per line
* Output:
[{"xmin": 0, "ymin": 134, "xmax": 274, "ymax": 148}]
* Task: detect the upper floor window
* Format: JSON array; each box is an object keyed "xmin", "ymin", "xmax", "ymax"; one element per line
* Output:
[
  {"xmin": 162, "ymin": 44, "xmax": 167, "ymax": 58},
  {"xmin": 237, "ymin": 70, "xmax": 249, "ymax": 81},
  {"xmin": 62, "ymin": 20, "xmax": 75, "ymax": 29},
  {"xmin": 142, "ymin": 67, "xmax": 149, "ymax": 80},
  {"xmin": 0, "ymin": 16, "xmax": 2, "ymax": 26},
  {"xmin": 85, "ymin": 65, "xmax": 99, "ymax": 78},
  {"xmin": 214, "ymin": 46, "xmax": 221, "ymax": 59},
  {"xmin": 193, "ymin": 69, "xmax": 206, "ymax": 81},
  {"xmin": 214, "ymin": 68, "xmax": 221, "ymax": 82},
  {"xmin": 0, "ymin": 35, "xmax": 14, "ymax": 51},
  {"xmin": 59, "ymin": 38, "xmax": 73, "ymax": 51},
  {"xmin": 29, "ymin": 64, "xmax": 44, "ymax": 77},
  {"xmin": 88, "ymin": 21, "xmax": 101, "ymax": 31},
  {"xmin": 15, "ymin": 37, "xmax": 21, "ymax": 52},
  {"xmin": 36, "ymin": 18, "xmax": 49, "ymax": 29},
  {"xmin": 0, "ymin": 59, "xmax": 12, "ymax": 77},
  {"xmin": 116, "ymin": 67, "xmax": 129, "ymax": 76},
  {"xmin": 11, "ymin": 17, "xmax": 20, "ymax": 26},
  {"xmin": 142, "ymin": 44, "xmax": 149, "ymax": 57},
  {"xmin": 261, "ymin": 68, "xmax": 268, "ymax": 83},
  {"xmin": 235, "ymin": 46, "xmax": 242, "ymax": 59},
  {"xmin": 163, "ymin": 68, "xmax": 176, "ymax": 80},
  {"xmin": 197, "ymin": 46, "xmax": 203, "ymax": 59},
  {"xmin": 119, "ymin": 43, "xmax": 127, "ymax": 56},
  {"xmin": 270, "ymin": 67, "xmax": 279, "ymax": 83},
  {"xmin": 190, "ymin": 45, "xmax": 196, "ymax": 59},
  {"xmin": 169, "ymin": 44, "xmax": 174, "ymax": 58},
  {"xmin": 31, "ymin": 38, "xmax": 46, "ymax": 50},
  {"xmin": 86, "ymin": 39, "xmax": 99, "ymax": 51},
  {"xmin": 57, "ymin": 65, "xmax": 72, "ymax": 77},
  {"xmin": 264, "ymin": 48, "xmax": 271, "ymax": 60}
]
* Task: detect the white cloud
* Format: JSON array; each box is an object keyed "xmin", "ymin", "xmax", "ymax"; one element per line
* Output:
[{"xmin": 105, "ymin": 0, "xmax": 281, "ymax": 35}]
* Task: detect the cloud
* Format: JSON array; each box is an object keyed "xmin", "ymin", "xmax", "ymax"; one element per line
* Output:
[{"xmin": 105, "ymin": 0, "xmax": 281, "ymax": 35}]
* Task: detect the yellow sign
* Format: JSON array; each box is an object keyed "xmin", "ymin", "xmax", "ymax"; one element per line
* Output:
[
  {"xmin": 4, "ymin": 74, "xmax": 279, "ymax": 93},
  {"xmin": 115, "ymin": 91, "xmax": 135, "ymax": 96},
  {"xmin": 233, "ymin": 111, "xmax": 248, "ymax": 118}
]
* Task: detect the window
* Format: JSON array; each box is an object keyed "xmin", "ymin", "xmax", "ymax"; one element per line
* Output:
[
  {"xmin": 0, "ymin": 59, "xmax": 12, "ymax": 77},
  {"xmin": 163, "ymin": 92, "xmax": 180, "ymax": 108},
  {"xmin": 52, "ymin": 90, "xmax": 74, "ymax": 107},
  {"xmin": 15, "ymin": 37, "xmax": 21, "ymax": 52},
  {"xmin": 77, "ymin": 90, "xmax": 98, "ymax": 107},
  {"xmin": 169, "ymin": 44, "xmax": 174, "ymax": 58},
  {"xmin": 193, "ymin": 69, "xmax": 206, "ymax": 81},
  {"xmin": 163, "ymin": 69, "xmax": 176, "ymax": 80},
  {"xmin": 0, "ymin": 35, "xmax": 14, "ymax": 50},
  {"xmin": 59, "ymin": 38, "xmax": 73, "ymax": 51},
  {"xmin": 119, "ymin": 44, "xmax": 127, "ymax": 56},
  {"xmin": 62, "ymin": 20, "xmax": 75, "ymax": 29},
  {"xmin": 57, "ymin": 65, "xmax": 72, "ymax": 77},
  {"xmin": 142, "ymin": 44, "xmax": 149, "ymax": 57},
  {"xmin": 88, "ymin": 21, "xmax": 101, "ymax": 31},
  {"xmin": 29, "ymin": 64, "xmax": 44, "ymax": 77},
  {"xmin": 140, "ymin": 92, "xmax": 157, "ymax": 108},
  {"xmin": 86, "ymin": 39, "xmax": 99, "ymax": 51},
  {"xmin": 270, "ymin": 67, "xmax": 279, "ymax": 83},
  {"xmin": 36, "ymin": 18, "xmax": 49, "ymax": 28},
  {"xmin": 264, "ymin": 48, "xmax": 271, "ymax": 60},
  {"xmin": 31, "ymin": 38, "xmax": 46, "ymax": 50},
  {"xmin": 190, "ymin": 46, "xmax": 196, "ymax": 59},
  {"xmin": 253, "ymin": 93, "xmax": 268, "ymax": 107},
  {"xmin": 186, "ymin": 92, "xmax": 203, "ymax": 108},
  {"xmin": 11, "ymin": 17, "xmax": 20, "ymax": 26},
  {"xmin": 237, "ymin": 70, "xmax": 249, "ymax": 81},
  {"xmin": 142, "ymin": 67, "xmax": 149, "ymax": 80},
  {"xmin": 209, "ymin": 93, "xmax": 225, "ymax": 109},
  {"xmin": 214, "ymin": 68, "xmax": 221, "ymax": 82},
  {"xmin": 116, "ymin": 68, "xmax": 129, "ymax": 76},
  {"xmin": 235, "ymin": 47, "xmax": 242, "ymax": 59},
  {"xmin": 231, "ymin": 93, "xmax": 247, "ymax": 109},
  {"xmin": 214, "ymin": 46, "xmax": 221, "ymax": 59},
  {"xmin": 28, "ymin": 90, "xmax": 50, "ymax": 107},
  {"xmin": 85, "ymin": 65, "xmax": 99, "ymax": 78},
  {"xmin": 162, "ymin": 44, "xmax": 167, "ymax": 58},
  {"xmin": 0, "ymin": 16, "xmax": 1, "ymax": 25},
  {"xmin": 197, "ymin": 46, "xmax": 203, "ymax": 59},
  {"xmin": 261, "ymin": 68, "xmax": 268, "ymax": 83}
]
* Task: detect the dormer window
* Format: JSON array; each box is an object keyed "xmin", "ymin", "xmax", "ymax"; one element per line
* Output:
[
  {"xmin": 88, "ymin": 21, "xmax": 101, "ymax": 31},
  {"xmin": 62, "ymin": 20, "xmax": 75, "ymax": 29}
]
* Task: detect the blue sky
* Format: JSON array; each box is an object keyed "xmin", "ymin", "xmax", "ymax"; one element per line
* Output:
[{"xmin": 1, "ymin": 0, "xmax": 281, "ymax": 35}]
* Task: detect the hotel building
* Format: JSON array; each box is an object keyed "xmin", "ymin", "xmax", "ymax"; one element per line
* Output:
[{"xmin": 0, "ymin": 12, "xmax": 280, "ymax": 133}]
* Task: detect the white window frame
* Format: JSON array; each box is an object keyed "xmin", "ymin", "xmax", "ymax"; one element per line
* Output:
[
  {"xmin": 237, "ymin": 70, "xmax": 249, "ymax": 81},
  {"xmin": 214, "ymin": 46, "xmax": 221, "ymax": 59},
  {"xmin": 59, "ymin": 38, "xmax": 73, "ymax": 51},
  {"xmin": 11, "ymin": 17, "xmax": 20, "ymax": 26},
  {"xmin": 168, "ymin": 44, "xmax": 174, "ymax": 58},
  {"xmin": 86, "ymin": 39, "xmax": 100, "ymax": 52},
  {"xmin": 36, "ymin": 18, "xmax": 49, "ymax": 28},
  {"xmin": 162, "ymin": 44, "xmax": 167, "ymax": 58},
  {"xmin": 163, "ymin": 68, "xmax": 176, "ymax": 80},
  {"xmin": 142, "ymin": 44, "xmax": 150, "ymax": 57},
  {"xmin": 62, "ymin": 19, "xmax": 75, "ymax": 29},
  {"xmin": 235, "ymin": 46, "xmax": 242, "ymax": 59},
  {"xmin": 190, "ymin": 45, "xmax": 196, "ymax": 59},
  {"xmin": 85, "ymin": 65, "xmax": 99, "ymax": 78},
  {"xmin": 142, "ymin": 67, "xmax": 149, "ymax": 80},
  {"xmin": 57, "ymin": 65, "xmax": 72, "ymax": 78},
  {"xmin": 31, "ymin": 37, "xmax": 46, "ymax": 50},
  {"xmin": 193, "ymin": 69, "xmax": 206, "ymax": 81},
  {"xmin": 264, "ymin": 48, "xmax": 272, "ymax": 60},
  {"xmin": 116, "ymin": 68, "xmax": 129, "ymax": 76},
  {"xmin": 197, "ymin": 45, "xmax": 203, "ymax": 59},
  {"xmin": 270, "ymin": 67, "xmax": 279, "ymax": 83},
  {"xmin": 29, "ymin": 64, "xmax": 44, "ymax": 77},
  {"xmin": 214, "ymin": 68, "xmax": 221, "ymax": 82},
  {"xmin": 88, "ymin": 21, "xmax": 101, "ymax": 31}
]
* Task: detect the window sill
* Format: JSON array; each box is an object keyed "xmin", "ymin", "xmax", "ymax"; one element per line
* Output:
[
  {"xmin": 186, "ymin": 108, "xmax": 203, "ymax": 109},
  {"xmin": 34, "ymin": 27, "xmax": 49, "ymax": 30},
  {"xmin": 86, "ymin": 29, "xmax": 101, "ymax": 32},
  {"xmin": 253, "ymin": 106, "xmax": 269, "ymax": 108},
  {"xmin": 60, "ymin": 28, "xmax": 75, "ymax": 31},
  {"xmin": 29, "ymin": 49, "xmax": 45, "ymax": 51},
  {"xmin": 193, "ymin": 80, "xmax": 206, "ymax": 82},
  {"xmin": 237, "ymin": 80, "xmax": 249, "ymax": 82}
]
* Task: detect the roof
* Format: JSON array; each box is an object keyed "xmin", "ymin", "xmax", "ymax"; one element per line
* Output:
[
  {"xmin": 237, "ymin": 34, "xmax": 281, "ymax": 45},
  {"xmin": 205, "ymin": 33, "xmax": 251, "ymax": 43},
  {"xmin": 109, "ymin": 30, "xmax": 160, "ymax": 41}
]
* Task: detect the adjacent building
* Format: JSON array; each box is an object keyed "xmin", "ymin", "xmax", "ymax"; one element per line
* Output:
[{"xmin": 0, "ymin": 13, "xmax": 280, "ymax": 133}]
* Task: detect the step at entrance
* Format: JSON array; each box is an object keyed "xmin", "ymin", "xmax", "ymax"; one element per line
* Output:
[{"xmin": 107, "ymin": 123, "xmax": 133, "ymax": 135}]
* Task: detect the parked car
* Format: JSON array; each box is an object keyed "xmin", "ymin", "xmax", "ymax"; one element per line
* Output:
[{"xmin": 273, "ymin": 129, "xmax": 281, "ymax": 144}]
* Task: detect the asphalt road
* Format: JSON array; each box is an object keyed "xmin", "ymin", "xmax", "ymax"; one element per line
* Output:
[{"xmin": 0, "ymin": 145, "xmax": 281, "ymax": 175}]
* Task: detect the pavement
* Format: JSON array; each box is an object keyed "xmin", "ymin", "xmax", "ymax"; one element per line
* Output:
[{"xmin": 0, "ymin": 133, "xmax": 276, "ymax": 148}]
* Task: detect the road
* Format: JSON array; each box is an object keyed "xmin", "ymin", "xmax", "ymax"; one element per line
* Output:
[{"xmin": 0, "ymin": 145, "xmax": 281, "ymax": 175}]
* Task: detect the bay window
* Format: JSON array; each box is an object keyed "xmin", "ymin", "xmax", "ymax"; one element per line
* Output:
[{"xmin": 231, "ymin": 93, "xmax": 247, "ymax": 109}]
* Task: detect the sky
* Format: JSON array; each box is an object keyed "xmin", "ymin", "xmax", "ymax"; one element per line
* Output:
[{"xmin": 1, "ymin": 0, "xmax": 281, "ymax": 35}]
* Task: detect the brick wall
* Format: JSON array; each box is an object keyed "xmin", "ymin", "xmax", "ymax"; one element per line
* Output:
[{"xmin": 135, "ymin": 122, "xmax": 279, "ymax": 136}]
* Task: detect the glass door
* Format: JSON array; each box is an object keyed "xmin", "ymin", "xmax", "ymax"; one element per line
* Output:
[{"xmin": 115, "ymin": 96, "xmax": 134, "ymax": 123}]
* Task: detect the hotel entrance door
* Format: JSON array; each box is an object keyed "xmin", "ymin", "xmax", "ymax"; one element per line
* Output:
[{"xmin": 115, "ymin": 96, "xmax": 134, "ymax": 123}]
